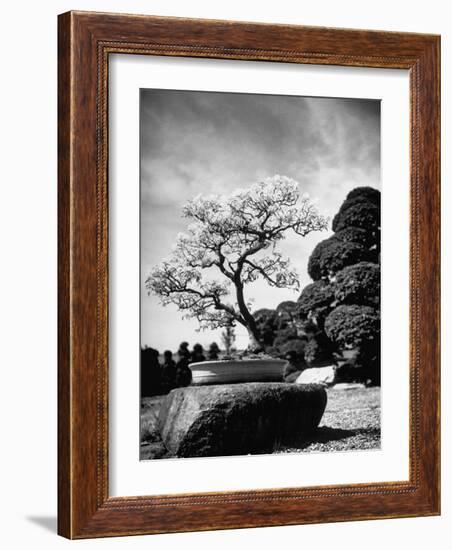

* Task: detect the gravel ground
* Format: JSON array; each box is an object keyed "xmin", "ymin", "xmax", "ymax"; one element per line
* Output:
[
  {"xmin": 140, "ymin": 396, "xmax": 170, "ymax": 460},
  {"xmin": 140, "ymin": 385, "xmax": 380, "ymax": 459},
  {"xmin": 277, "ymin": 385, "xmax": 380, "ymax": 454}
]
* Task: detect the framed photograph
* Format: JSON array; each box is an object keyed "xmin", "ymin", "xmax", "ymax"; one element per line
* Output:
[{"xmin": 58, "ymin": 11, "xmax": 440, "ymax": 538}]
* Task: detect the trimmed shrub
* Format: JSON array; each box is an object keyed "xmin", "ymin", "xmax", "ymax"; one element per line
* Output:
[
  {"xmin": 298, "ymin": 280, "xmax": 334, "ymax": 317},
  {"xmin": 141, "ymin": 347, "xmax": 162, "ymax": 397},
  {"xmin": 308, "ymin": 236, "xmax": 370, "ymax": 281},
  {"xmin": 273, "ymin": 326, "xmax": 299, "ymax": 349},
  {"xmin": 278, "ymin": 338, "xmax": 307, "ymax": 360},
  {"xmin": 276, "ymin": 300, "xmax": 298, "ymax": 314},
  {"xmin": 334, "ymin": 226, "xmax": 377, "ymax": 249},
  {"xmin": 253, "ymin": 308, "xmax": 278, "ymax": 346},
  {"xmin": 177, "ymin": 341, "xmax": 190, "ymax": 360},
  {"xmin": 324, "ymin": 304, "xmax": 380, "ymax": 349},
  {"xmin": 274, "ymin": 301, "xmax": 298, "ymax": 331},
  {"xmin": 303, "ymin": 333, "xmax": 336, "ymax": 367},
  {"xmin": 208, "ymin": 342, "xmax": 221, "ymax": 360},
  {"xmin": 264, "ymin": 346, "xmax": 280, "ymax": 357},
  {"xmin": 356, "ymin": 337, "xmax": 381, "ymax": 385},
  {"xmin": 191, "ymin": 343, "xmax": 206, "ymax": 363},
  {"xmin": 334, "ymin": 262, "xmax": 380, "ymax": 306},
  {"xmin": 346, "ymin": 186, "xmax": 381, "ymax": 206},
  {"xmin": 332, "ymin": 200, "xmax": 380, "ymax": 233},
  {"xmin": 175, "ymin": 358, "xmax": 193, "ymax": 387}
]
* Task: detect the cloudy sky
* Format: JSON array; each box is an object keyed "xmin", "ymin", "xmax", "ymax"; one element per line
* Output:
[{"xmin": 140, "ymin": 89, "xmax": 380, "ymax": 352}]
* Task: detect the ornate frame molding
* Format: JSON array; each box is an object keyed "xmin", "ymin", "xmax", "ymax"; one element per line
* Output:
[{"xmin": 58, "ymin": 11, "xmax": 440, "ymax": 538}]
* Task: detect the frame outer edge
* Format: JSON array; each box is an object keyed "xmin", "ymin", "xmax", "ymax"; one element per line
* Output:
[
  {"xmin": 57, "ymin": 11, "xmax": 441, "ymax": 538},
  {"xmin": 422, "ymin": 36, "xmax": 441, "ymax": 514},
  {"xmin": 57, "ymin": 11, "xmax": 73, "ymax": 539}
]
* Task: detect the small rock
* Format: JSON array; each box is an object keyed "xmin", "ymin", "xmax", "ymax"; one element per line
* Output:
[{"xmin": 296, "ymin": 366, "xmax": 336, "ymax": 386}]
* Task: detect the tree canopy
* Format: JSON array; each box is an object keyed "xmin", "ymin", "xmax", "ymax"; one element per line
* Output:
[{"xmin": 146, "ymin": 176, "xmax": 328, "ymax": 348}]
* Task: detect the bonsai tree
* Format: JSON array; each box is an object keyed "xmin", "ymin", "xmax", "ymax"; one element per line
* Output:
[{"xmin": 146, "ymin": 176, "xmax": 328, "ymax": 351}]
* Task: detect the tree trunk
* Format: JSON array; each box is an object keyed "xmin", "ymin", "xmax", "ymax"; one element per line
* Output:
[
  {"xmin": 247, "ymin": 327, "xmax": 263, "ymax": 353},
  {"xmin": 233, "ymin": 277, "xmax": 263, "ymax": 352}
]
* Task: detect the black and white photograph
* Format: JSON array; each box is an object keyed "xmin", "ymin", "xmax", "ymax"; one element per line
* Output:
[
  {"xmin": 0, "ymin": 0, "xmax": 445, "ymax": 545},
  {"xmin": 140, "ymin": 89, "xmax": 381, "ymax": 460}
]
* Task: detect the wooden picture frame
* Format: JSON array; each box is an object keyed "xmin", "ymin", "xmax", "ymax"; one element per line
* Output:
[{"xmin": 58, "ymin": 11, "xmax": 440, "ymax": 539}]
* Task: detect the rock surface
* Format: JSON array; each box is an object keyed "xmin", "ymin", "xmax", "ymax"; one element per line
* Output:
[
  {"xmin": 296, "ymin": 366, "xmax": 336, "ymax": 386},
  {"xmin": 158, "ymin": 382, "xmax": 327, "ymax": 457}
]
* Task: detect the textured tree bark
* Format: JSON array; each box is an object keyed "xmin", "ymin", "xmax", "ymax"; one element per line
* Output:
[
  {"xmin": 246, "ymin": 326, "xmax": 263, "ymax": 352},
  {"xmin": 234, "ymin": 278, "xmax": 262, "ymax": 350}
]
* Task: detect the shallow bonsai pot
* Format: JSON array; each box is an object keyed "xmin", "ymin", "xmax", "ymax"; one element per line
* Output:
[{"xmin": 190, "ymin": 359, "xmax": 287, "ymax": 386}]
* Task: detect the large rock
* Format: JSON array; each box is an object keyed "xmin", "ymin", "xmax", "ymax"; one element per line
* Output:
[{"xmin": 158, "ymin": 382, "xmax": 327, "ymax": 457}]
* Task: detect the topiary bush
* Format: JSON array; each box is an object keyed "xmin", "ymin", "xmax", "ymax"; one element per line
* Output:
[
  {"xmin": 275, "ymin": 300, "xmax": 299, "ymax": 329},
  {"xmin": 303, "ymin": 333, "xmax": 336, "ymax": 367},
  {"xmin": 298, "ymin": 280, "xmax": 334, "ymax": 317},
  {"xmin": 334, "ymin": 226, "xmax": 377, "ymax": 249},
  {"xmin": 297, "ymin": 186, "xmax": 381, "ymax": 385},
  {"xmin": 334, "ymin": 262, "xmax": 380, "ymax": 306},
  {"xmin": 264, "ymin": 346, "xmax": 280, "ymax": 357},
  {"xmin": 276, "ymin": 301, "xmax": 298, "ymax": 314},
  {"xmin": 208, "ymin": 342, "xmax": 221, "ymax": 360},
  {"xmin": 253, "ymin": 308, "xmax": 278, "ymax": 347},
  {"xmin": 278, "ymin": 338, "xmax": 307, "ymax": 360},
  {"xmin": 141, "ymin": 347, "xmax": 162, "ymax": 396},
  {"xmin": 333, "ymin": 340, "xmax": 381, "ymax": 385},
  {"xmin": 308, "ymin": 236, "xmax": 371, "ymax": 281},
  {"xmin": 346, "ymin": 186, "xmax": 381, "ymax": 206},
  {"xmin": 324, "ymin": 304, "xmax": 380, "ymax": 350},
  {"xmin": 332, "ymin": 200, "xmax": 380, "ymax": 233},
  {"xmin": 273, "ymin": 326, "xmax": 299, "ymax": 349}
]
